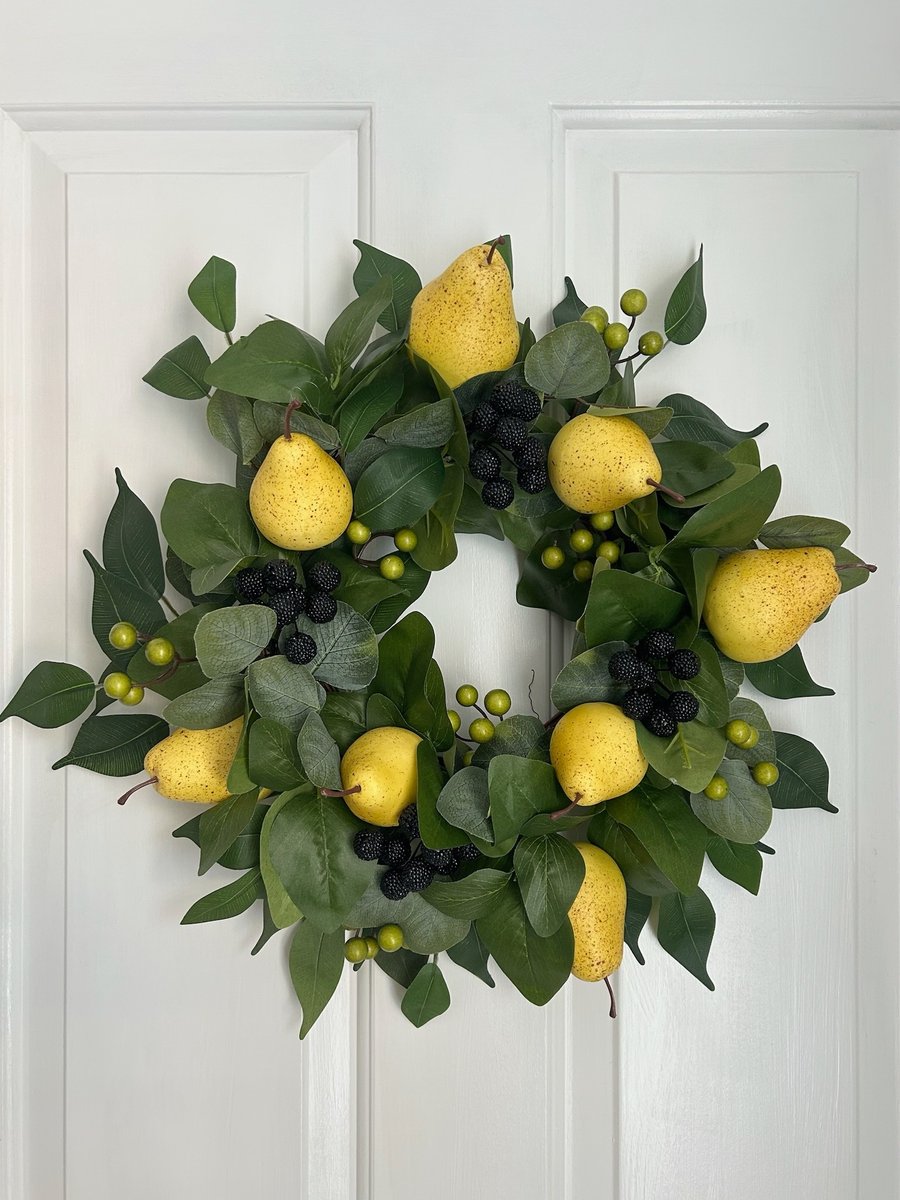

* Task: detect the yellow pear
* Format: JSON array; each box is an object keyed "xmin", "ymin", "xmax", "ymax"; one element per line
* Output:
[
  {"xmin": 568, "ymin": 843, "xmax": 626, "ymax": 982},
  {"xmin": 703, "ymin": 547, "xmax": 841, "ymax": 663},
  {"xmin": 339, "ymin": 726, "xmax": 422, "ymax": 826},
  {"xmin": 547, "ymin": 413, "xmax": 662, "ymax": 513},
  {"xmin": 249, "ymin": 433, "xmax": 352, "ymax": 551},
  {"xmin": 144, "ymin": 717, "xmax": 243, "ymax": 803},
  {"xmin": 407, "ymin": 243, "xmax": 519, "ymax": 389},
  {"xmin": 550, "ymin": 701, "xmax": 647, "ymax": 806}
]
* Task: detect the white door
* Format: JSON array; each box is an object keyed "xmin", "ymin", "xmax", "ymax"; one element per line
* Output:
[{"xmin": 1, "ymin": 7, "xmax": 898, "ymax": 1200}]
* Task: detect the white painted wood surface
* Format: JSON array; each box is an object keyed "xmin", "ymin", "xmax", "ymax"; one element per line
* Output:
[{"xmin": 1, "ymin": 5, "xmax": 898, "ymax": 1199}]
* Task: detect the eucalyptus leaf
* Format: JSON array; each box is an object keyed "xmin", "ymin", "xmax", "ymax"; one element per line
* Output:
[
  {"xmin": 471, "ymin": 715, "xmax": 548, "ymax": 768},
  {"xmin": 588, "ymin": 405, "xmax": 673, "ymax": 439},
  {"xmin": 253, "ymin": 400, "xmax": 340, "ymax": 452},
  {"xmin": 636, "ymin": 720, "xmax": 726, "ymax": 794},
  {"xmin": 525, "ymin": 321, "xmax": 610, "ymax": 399},
  {"xmin": 296, "ymin": 711, "xmax": 341, "ymax": 791},
  {"xmin": 584, "ymin": 570, "xmax": 685, "ymax": 648},
  {"xmin": 690, "ymin": 758, "xmax": 773, "ymax": 844},
  {"xmin": 163, "ymin": 676, "xmax": 245, "ymax": 729},
  {"xmin": 607, "ymin": 781, "xmax": 708, "ymax": 893},
  {"xmin": 436, "ymin": 767, "xmax": 492, "ymax": 843},
  {"xmin": 550, "ymin": 640, "xmax": 629, "ymax": 710},
  {"xmin": 246, "ymin": 656, "xmax": 323, "ymax": 732},
  {"xmin": 194, "ymin": 605, "xmax": 275, "ymax": 678},
  {"xmin": 293, "ymin": 602, "xmax": 378, "ymax": 692},
  {"xmin": 248, "ymin": 718, "xmax": 305, "ymax": 791},
  {"xmin": 487, "ymin": 755, "xmax": 563, "ymax": 843},
  {"xmin": 161, "ymin": 479, "xmax": 258, "ymax": 572},
  {"xmin": 724, "ymin": 697, "xmax": 775, "ymax": 765},
  {"xmin": 378, "ymin": 396, "xmax": 456, "ymax": 448},
  {"xmin": 206, "ymin": 392, "xmax": 263, "ymax": 464}
]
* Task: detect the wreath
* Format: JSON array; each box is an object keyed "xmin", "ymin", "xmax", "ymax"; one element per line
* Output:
[{"xmin": 2, "ymin": 237, "xmax": 875, "ymax": 1032}]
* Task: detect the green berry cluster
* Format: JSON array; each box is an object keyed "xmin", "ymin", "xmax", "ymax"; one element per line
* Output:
[
  {"xmin": 579, "ymin": 287, "xmax": 664, "ymax": 364},
  {"xmin": 542, "ymin": 512, "xmax": 620, "ymax": 583},
  {"xmin": 103, "ymin": 622, "xmax": 178, "ymax": 707}
]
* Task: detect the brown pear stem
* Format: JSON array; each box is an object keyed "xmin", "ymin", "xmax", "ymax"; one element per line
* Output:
[
  {"xmin": 647, "ymin": 477, "xmax": 685, "ymax": 504},
  {"xmin": 835, "ymin": 562, "xmax": 877, "ymax": 574},
  {"xmin": 117, "ymin": 776, "xmax": 157, "ymax": 806},
  {"xmin": 283, "ymin": 398, "xmax": 301, "ymax": 440},
  {"xmin": 486, "ymin": 236, "xmax": 505, "ymax": 265},
  {"xmin": 320, "ymin": 784, "xmax": 362, "ymax": 798},
  {"xmin": 604, "ymin": 976, "xmax": 617, "ymax": 1019},
  {"xmin": 543, "ymin": 711, "xmax": 564, "ymax": 732},
  {"xmin": 549, "ymin": 794, "xmax": 582, "ymax": 821}
]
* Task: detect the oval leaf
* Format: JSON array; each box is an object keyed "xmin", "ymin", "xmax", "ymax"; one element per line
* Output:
[
  {"xmin": 525, "ymin": 321, "xmax": 610, "ymax": 400},
  {"xmin": 1, "ymin": 661, "xmax": 95, "ymax": 729}
]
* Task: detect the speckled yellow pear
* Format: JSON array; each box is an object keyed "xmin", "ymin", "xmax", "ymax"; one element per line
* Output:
[
  {"xmin": 143, "ymin": 717, "xmax": 243, "ymax": 803},
  {"xmin": 550, "ymin": 701, "xmax": 647, "ymax": 806},
  {"xmin": 339, "ymin": 726, "xmax": 422, "ymax": 826},
  {"xmin": 703, "ymin": 547, "xmax": 841, "ymax": 664},
  {"xmin": 407, "ymin": 243, "xmax": 519, "ymax": 389},
  {"xmin": 249, "ymin": 432, "xmax": 352, "ymax": 551},
  {"xmin": 568, "ymin": 842, "xmax": 626, "ymax": 982},
  {"xmin": 548, "ymin": 413, "xmax": 662, "ymax": 513}
]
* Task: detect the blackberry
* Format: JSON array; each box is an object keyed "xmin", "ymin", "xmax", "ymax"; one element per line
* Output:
[
  {"xmin": 517, "ymin": 467, "xmax": 549, "ymax": 494},
  {"xmin": 307, "ymin": 560, "xmax": 341, "ymax": 593},
  {"xmin": 471, "ymin": 402, "xmax": 498, "ymax": 436},
  {"xmin": 378, "ymin": 831, "xmax": 411, "ymax": 867},
  {"xmin": 482, "ymin": 478, "xmax": 515, "ymax": 510},
  {"xmin": 235, "ymin": 567, "xmax": 265, "ymax": 601},
  {"xmin": 516, "ymin": 390, "xmax": 542, "ymax": 423},
  {"xmin": 644, "ymin": 707, "xmax": 678, "ymax": 738},
  {"xmin": 621, "ymin": 688, "xmax": 655, "ymax": 721},
  {"xmin": 281, "ymin": 587, "xmax": 306, "ymax": 619},
  {"xmin": 269, "ymin": 591, "xmax": 299, "ymax": 628},
  {"xmin": 305, "ymin": 591, "xmax": 337, "ymax": 624},
  {"xmin": 470, "ymin": 445, "xmax": 501, "ymax": 482},
  {"xmin": 398, "ymin": 803, "xmax": 420, "ymax": 839},
  {"xmin": 419, "ymin": 846, "xmax": 455, "ymax": 873},
  {"xmin": 285, "ymin": 632, "xmax": 317, "ymax": 665},
  {"xmin": 453, "ymin": 843, "xmax": 480, "ymax": 864},
  {"xmin": 668, "ymin": 691, "xmax": 700, "ymax": 723},
  {"xmin": 401, "ymin": 858, "xmax": 435, "ymax": 892},
  {"xmin": 353, "ymin": 828, "xmax": 385, "ymax": 861},
  {"xmin": 635, "ymin": 661, "xmax": 659, "ymax": 688},
  {"xmin": 667, "ymin": 648, "xmax": 701, "ymax": 681},
  {"xmin": 494, "ymin": 415, "xmax": 527, "ymax": 452},
  {"xmin": 514, "ymin": 437, "xmax": 547, "ymax": 470},
  {"xmin": 491, "ymin": 381, "xmax": 541, "ymax": 422},
  {"xmin": 638, "ymin": 630, "xmax": 677, "ymax": 660},
  {"xmin": 263, "ymin": 559, "xmax": 296, "ymax": 593},
  {"xmin": 379, "ymin": 870, "xmax": 410, "ymax": 901},
  {"xmin": 608, "ymin": 649, "xmax": 644, "ymax": 684}
]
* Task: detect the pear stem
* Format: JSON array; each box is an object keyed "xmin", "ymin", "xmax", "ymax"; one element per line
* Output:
[
  {"xmin": 320, "ymin": 784, "xmax": 362, "ymax": 798},
  {"xmin": 835, "ymin": 562, "xmax": 877, "ymax": 574},
  {"xmin": 604, "ymin": 976, "xmax": 617, "ymax": 1019},
  {"xmin": 283, "ymin": 398, "xmax": 301, "ymax": 440},
  {"xmin": 543, "ymin": 711, "xmax": 563, "ymax": 732},
  {"xmin": 485, "ymin": 236, "xmax": 505, "ymax": 266},
  {"xmin": 117, "ymin": 776, "xmax": 157, "ymax": 806},
  {"xmin": 646, "ymin": 477, "xmax": 685, "ymax": 504},
  {"xmin": 549, "ymin": 795, "xmax": 582, "ymax": 821}
]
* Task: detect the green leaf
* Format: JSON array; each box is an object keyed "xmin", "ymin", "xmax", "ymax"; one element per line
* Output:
[
  {"xmin": 584, "ymin": 571, "xmax": 685, "ymax": 648},
  {"xmin": 657, "ymin": 887, "xmax": 715, "ymax": 988},
  {"xmin": 160, "ymin": 479, "xmax": 258, "ymax": 574},
  {"xmin": 664, "ymin": 248, "xmax": 706, "ymax": 345},
  {"xmin": 401, "ymin": 963, "xmax": 451, "ymax": 1028},
  {"xmin": 352, "ymin": 240, "xmax": 421, "ymax": 333},
  {"xmin": 375, "ymin": 946, "xmax": 429, "ymax": 989},
  {"xmin": 84, "ymin": 550, "xmax": 165, "ymax": 657},
  {"xmin": 126, "ymin": 604, "xmax": 216, "ymax": 700},
  {"xmin": 770, "ymin": 732, "xmax": 836, "ymax": 812},
  {"xmin": 745, "ymin": 645, "xmax": 834, "ymax": 699},
  {"xmin": 552, "ymin": 277, "xmax": 587, "ymax": 327},
  {"xmin": 296, "ymin": 711, "xmax": 341, "ymax": 790},
  {"xmin": 206, "ymin": 392, "xmax": 263, "ymax": 464},
  {"xmin": 194, "ymin": 605, "xmax": 275, "ymax": 678},
  {"xmin": 673, "ymin": 634, "xmax": 728, "ymax": 727},
  {"xmin": 181, "ymin": 868, "xmax": 262, "ymax": 924},
  {"xmin": 226, "ymin": 711, "xmax": 254, "ymax": 795},
  {"xmin": 337, "ymin": 368, "xmax": 403, "ymax": 453},
  {"xmin": 832, "ymin": 546, "xmax": 873, "ymax": 593},
  {"xmin": 550, "ymin": 640, "xmax": 629, "ymax": 710},
  {"xmin": 705, "ymin": 836, "xmax": 762, "ymax": 895},
  {"xmin": 372, "ymin": 611, "xmax": 435, "ymax": 730},
  {"xmin": 624, "ymin": 887, "xmax": 652, "ymax": 964},
  {"xmin": 378, "ymin": 396, "xmax": 456, "ymax": 448},
  {"xmin": 268, "ymin": 791, "xmax": 370, "ymax": 929},
  {"xmin": 367, "ymin": 558, "xmax": 431, "ymax": 635},
  {"xmin": 476, "ymin": 882, "xmax": 573, "ymax": 1006},
  {"xmin": 289, "ymin": 922, "xmax": 345, "ymax": 1038},
  {"xmin": 320, "ymin": 691, "xmax": 367, "ymax": 754},
  {"xmin": 690, "ymin": 758, "xmax": 772, "ymax": 844},
  {"xmin": 471, "ymin": 715, "xmax": 548, "ymax": 769},
  {"xmin": 588, "ymin": 405, "xmax": 673, "ymax": 439},
  {"xmin": 188, "ymin": 256, "xmax": 236, "ymax": 333},
  {"xmin": 654, "ymin": 441, "xmax": 735, "ymax": 497},
  {"xmin": 246, "ymin": 657, "xmax": 323, "ymax": 732},
  {"xmin": 325, "ymin": 277, "xmax": 393, "ymax": 376},
  {"xmin": 52, "ymin": 713, "xmax": 168, "ymax": 775},
  {"xmin": 663, "ymin": 393, "xmax": 768, "ymax": 448},
  {"xmin": 253, "ymin": 400, "xmax": 339, "ymax": 452},
  {"xmin": 102, "ymin": 468, "xmax": 164, "ymax": 596},
  {"xmin": 665, "ymin": 547, "xmax": 719, "ymax": 635},
  {"xmin": 411, "ymin": 462, "xmax": 464, "ymax": 572},
  {"xmin": 173, "ymin": 806, "xmax": 265, "ymax": 872},
  {"xmin": 416, "ymin": 740, "xmax": 464, "ymax": 850},
  {"xmin": 163, "ymin": 676, "xmax": 245, "ymax": 729},
  {"xmin": 487, "ymin": 756, "xmax": 562, "ymax": 844},
  {"xmin": 446, "ymin": 925, "xmax": 495, "ymax": 986},
  {"xmin": 665, "ymin": 466, "xmax": 781, "ymax": 553},
  {"xmin": 757, "ymin": 514, "xmax": 850, "ymax": 549},
  {"xmin": 525, "ymin": 321, "xmax": 610, "ymax": 399},
  {"xmin": 143, "ymin": 335, "xmax": 210, "ymax": 399},
  {"xmin": 293, "ymin": 602, "xmax": 378, "ymax": 692},
  {"xmin": 724, "ymin": 697, "xmax": 775, "ymax": 765},
  {"xmin": 248, "ymin": 718, "xmax": 305, "ymax": 791},
  {"xmin": 353, "ymin": 446, "xmax": 445, "ymax": 530},
  {"xmin": 514, "ymin": 835, "xmax": 585, "ymax": 937},
  {"xmin": 345, "ymin": 878, "xmax": 469, "ymax": 953},
  {"xmin": 205, "ymin": 320, "xmax": 330, "ymax": 410},
  {"xmin": 197, "ymin": 789, "xmax": 259, "ymax": 875},
  {"xmin": 259, "ymin": 790, "xmax": 304, "ymax": 926},
  {"xmin": 436, "ymin": 767, "xmax": 492, "ymax": 843},
  {"xmin": 1, "ymin": 661, "xmax": 95, "ymax": 728},
  {"xmin": 516, "ymin": 532, "xmax": 592, "ymax": 621},
  {"xmin": 607, "ymin": 781, "xmax": 708, "ymax": 893},
  {"xmin": 423, "ymin": 869, "xmax": 512, "ymax": 920},
  {"xmin": 637, "ymin": 720, "xmax": 726, "ymax": 794}
]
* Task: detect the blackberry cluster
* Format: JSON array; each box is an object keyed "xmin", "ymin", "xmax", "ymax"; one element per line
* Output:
[
  {"xmin": 352, "ymin": 803, "xmax": 480, "ymax": 901},
  {"xmin": 608, "ymin": 631, "xmax": 701, "ymax": 736},
  {"xmin": 234, "ymin": 556, "xmax": 344, "ymax": 661},
  {"xmin": 465, "ymin": 381, "xmax": 548, "ymax": 510}
]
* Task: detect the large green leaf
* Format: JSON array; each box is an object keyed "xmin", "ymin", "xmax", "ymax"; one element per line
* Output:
[
  {"xmin": 289, "ymin": 922, "xmax": 345, "ymax": 1039},
  {"xmin": 476, "ymin": 882, "xmax": 573, "ymax": 1006},
  {"xmin": 1, "ymin": 661, "xmax": 95, "ymax": 729},
  {"xmin": 624, "ymin": 887, "xmax": 652, "ymax": 964},
  {"xmin": 664, "ymin": 248, "xmax": 706, "ymax": 345},
  {"xmin": 607, "ymin": 781, "xmax": 707, "ymax": 893},
  {"xmin": 411, "ymin": 463, "xmax": 464, "ymax": 572},
  {"xmin": 206, "ymin": 392, "xmax": 263, "ymax": 464},
  {"xmin": 248, "ymin": 718, "xmax": 305, "ymax": 791},
  {"xmin": 665, "ymin": 466, "xmax": 781, "ymax": 553},
  {"xmin": 436, "ymin": 767, "xmax": 492, "ymax": 843},
  {"xmin": 745, "ymin": 645, "xmax": 834, "ymax": 699},
  {"xmin": 770, "ymin": 732, "xmax": 836, "ymax": 812},
  {"xmin": 589, "ymin": 405, "xmax": 672, "ymax": 439},
  {"xmin": 205, "ymin": 320, "xmax": 330, "ymax": 410},
  {"xmin": 487, "ymin": 756, "xmax": 562, "ymax": 843},
  {"xmin": 758, "ymin": 514, "xmax": 850, "ymax": 550},
  {"xmin": 378, "ymin": 396, "xmax": 456, "ymax": 448},
  {"xmin": 416, "ymin": 740, "xmax": 465, "ymax": 850},
  {"xmin": 344, "ymin": 877, "xmax": 469, "ymax": 954},
  {"xmin": 188, "ymin": 256, "xmax": 237, "ymax": 334},
  {"xmin": 423, "ymin": 869, "xmax": 512, "ymax": 921},
  {"xmin": 446, "ymin": 925, "xmax": 495, "ymax": 987},
  {"xmin": 173, "ymin": 806, "xmax": 265, "ymax": 872},
  {"xmin": 654, "ymin": 441, "xmax": 734, "ymax": 498},
  {"xmin": 514, "ymin": 835, "xmax": 585, "ymax": 936},
  {"xmin": 296, "ymin": 711, "xmax": 341, "ymax": 791},
  {"xmin": 372, "ymin": 611, "xmax": 435, "ymax": 732},
  {"xmin": 52, "ymin": 713, "xmax": 168, "ymax": 776},
  {"xmin": 669, "ymin": 634, "xmax": 728, "ymax": 727},
  {"xmin": 181, "ymin": 869, "xmax": 263, "ymax": 924},
  {"xmin": 246, "ymin": 657, "xmax": 324, "ymax": 732},
  {"xmin": 337, "ymin": 368, "xmax": 403, "ymax": 453},
  {"xmin": 657, "ymin": 888, "xmax": 715, "ymax": 989},
  {"xmin": 143, "ymin": 335, "xmax": 210, "ymax": 399},
  {"xmin": 126, "ymin": 604, "xmax": 216, "ymax": 701},
  {"xmin": 353, "ymin": 446, "xmax": 445, "ymax": 530},
  {"xmin": 293, "ymin": 602, "xmax": 378, "ymax": 692},
  {"xmin": 584, "ymin": 570, "xmax": 685, "ymax": 648},
  {"xmin": 401, "ymin": 963, "xmax": 451, "ymax": 1028},
  {"xmin": 690, "ymin": 758, "xmax": 772, "ymax": 844},
  {"xmin": 352, "ymin": 240, "xmax": 421, "ymax": 333},
  {"xmin": 160, "ymin": 479, "xmax": 258, "ymax": 576},
  {"xmin": 253, "ymin": 401, "xmax": 339, "ymax": 452},
  {"xmin": 197, "ymin": 790, "xmax": 259, "ymax": 875},
  {"xmin": 516, "ymin": 532, "xmax": 592, "ymax": 621},
  {"xmin": 471, "ymin": 715, "xmax": 548, "ymax": 768},
  {"xmin": 637, "ymin": 720, "xmax": 726, "ymax": 793},
  {"xmin": 375, "ymin": 947, "xmax": 429, "ymax": 989},
  {"xmin": 524, "ymin": 321, "xmax": 610, "ymax": 399},
  {"xmin": 83, "ymin": 550, "xmax": 165, "ymax": 656},
  {"xmin": 663, "ymin": 393, "xmax": 767, "ymax": 449},
  {"xmin": 705, "ymin": 836, "xmax": 762, "ymax": 895},
  {"xmin": 163, "ymin": 676, "xmax": 245, "ymax": 729},
  {"xmin": 325, "ymin": 277, "xmax": 393, "ymax": 376},
  {"xmin": 102, "ymin": 468, "xmax": 164, "ymax": 596},
  {"xmin": 550, "ymin": 640, "xmax": 629, "ymax": 710},
  {"xmin": 194, "ymin": 605, "xmax": 275, "ymax": 678}
]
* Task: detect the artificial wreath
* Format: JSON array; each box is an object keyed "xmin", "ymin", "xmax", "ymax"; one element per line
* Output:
[{"xmin": 2, "ymin": 236, "xmax": 875, "ymax": 1032}]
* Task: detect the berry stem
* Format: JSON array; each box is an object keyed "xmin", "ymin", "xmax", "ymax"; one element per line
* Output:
[
  {"xmin": 604, "ymin": 975, "xmax": 617, "ymax": 1019},
  {"xmin": 835, "ymin": 562, "xmax": 877, "ymax": 574},
  {"xmin": 549, "ymin": 795, "xmax": 582, "ymax": 821},
  {"xmin": 473, "ymin": 703, "xmax": 489, "ymax": 720},
  {"xmin": 646, "ymin": 477, "xmax": 685, "ymax": 504},
  {"xmin": 283, "ymin": 398, "xmax": 302, "ymax": 440},
  {"xmin": 485, "ymin": 236, "xmax": 505, "ymax": 266},
  {"xmin": 117, "ymin": 776, "xmax": 157, "ymax": 806},
  {"xmin": 616, "ymin": 350, "xmax": 641, "ymax": 365},
  {"xmin": 320, "ymin": 784, "xmax": 362, "ymax": 798}
]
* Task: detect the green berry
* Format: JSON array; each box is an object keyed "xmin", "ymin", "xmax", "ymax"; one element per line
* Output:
[
  {"xmin": 108, "ymin": 622, "xmax": 138, "ymax": 651},
  {"xmin": 620, "ymin": 288, "xmax": 647, "ymax": 316},
  {"xmin": 596, "ymin": 541, "xmax": 620, "ymax": 564},
  {"xmin": 742, "ymin": 726, "xmax": 760, "ymax": 749},
  {"xmin": 104, "ymin": 672, "xmax": 132, "ymax": 700},
  {"xmin": 365, "ymin": 937, "xmax": 379, "ymax": 959},
  {"xmin": 456, "ymin": 684, "xmax": 478, "ymax": 707},
  {"xmin": 639, "ymin": 331, "xmax": 664, "ymax": 357},
  {"xmin": 725, "ymin": 719, "xmax": 752, "ymax": 746},
  {"xmin": 377, "ymin": 924, "xmax": 404, "ymax": 953},
  {"xmin": 704, "ymin": 775, "xmax": 729, "ymax": 801},
  {"xmin": 447, "ymin": 709, "xmax": 461, "ymax": 733},
  {"xmin": 541, "ymin": 545, "xmax": 565, "ymax": 570},
  {"xmin": 394, "ymin": 528, "xmax": 418, "ymax": 552},
  {"xmin": 121, "ymin": 685, "xmax": 145, "ymax": 707},
  {"xmin": 573, "ymin": 560, "xmax": 593, "ymax": 583},
  {"xmin": 580, "ymin": 306, "xmax": 609, "ymax": 334},
  {"xmin": 569, "ymin": 528, "xmax": 594, "ymax": 554},
  {"xmin": 589, "ymin": 511, "xmax": 614, "ymax": 532},
  {"xmin": 603, "ymin": 322, "xmax": 629, "ymax": 351},
  {"xmin": 344, "ymin": 937, "xmax": 368, "ymax": 964},
  {"xmin": 347, "ymin": 520, "xmax": 371, "ymax": 545},
  {"xmin": 469, "ymin": 717, "xmax": 495, "ymax": 744},
  {"xmin": 379, "ymin": 554, "xmax": 405, "ymax": 580},
  {"xmin": 752, "ymin": 762, "xmax": 779, "ymax": 787},
  {"xmin": 484, "ymin": 688, "xmax": 511, "ymax": 716},
  {"xmin": 144, "ymin": 637, "xmax": 175, "ymax": 667}
]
